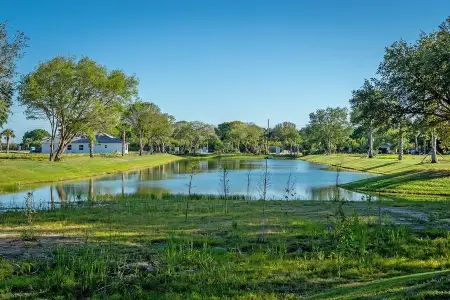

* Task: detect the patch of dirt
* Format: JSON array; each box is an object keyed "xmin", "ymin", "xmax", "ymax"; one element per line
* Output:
[
  {"xmin": 0, "ymin": 235, "xmax": 83, "ymax": 260},
  {"xmin": 381, "ymin": 207, "xmax": 429, "ymax": 222}
]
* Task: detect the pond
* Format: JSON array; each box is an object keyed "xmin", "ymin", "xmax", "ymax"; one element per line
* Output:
[{"xmin": 0, "ymin": 159, "xmax": 386, "ymax": 209}]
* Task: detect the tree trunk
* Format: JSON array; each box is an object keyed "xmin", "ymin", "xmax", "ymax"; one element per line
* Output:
[
  {"xmin": 122, "ymin": 129, "xmax": 126, "ymax": 156},
  {"xmin": 423, "ymin": 135, "xmax": 427, "ymax": 153},
  {"xmin": 139, "ymin": 131, "xmax": 143, "ymax": 156},
  {"xmin": 6, "ymin": 137, "xmax": 10, "ymax": 154},
  {"xmin": 89, "ymin": 178, "xmax": 94, "ymax": 200},
  {"xmin": 398, "ymin": 130, "xmax": 403, "ymax": 161},
  {"xmin": 89, "ymin": 138, "xmax": 94, "ymax": 158},
  {"xmin": 431, "ymin": 131, "xmax": 438, "ymax": 163},
  {"xmin": 327, "ymin": 137, "xmax": 332, "ymax": 155},
  {"xmin": 368, "ymin": 124, "xmax": 374, "ymax": 158},
  {"xmin": 415, "ymin": 134, "xmax": 419, "ymax": 152}
]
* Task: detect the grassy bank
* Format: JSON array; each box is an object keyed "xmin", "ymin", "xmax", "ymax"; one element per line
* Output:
[
  {"xmin": 1, "ymin": 194, "xmax": 449, "ymax": 298},
  {"xmin": 301, "ymin": 154, "xmax": 450, "ymax": 197},
  {"xmin": 0, "ymin": 153, "xmax": 183, "ymax": 192}
]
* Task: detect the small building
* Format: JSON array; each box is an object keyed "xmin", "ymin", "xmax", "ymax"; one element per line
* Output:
[
  {"xmin": 268, "ymin": 146, "xmax": 281, "ymax": 155},
  {"xmin": 41, "ymin": 134, "xmax": 129, "ymax": 154},
  {"xmin": 378, "ymin": 143, "xmax": 392, "ymax": 154}
]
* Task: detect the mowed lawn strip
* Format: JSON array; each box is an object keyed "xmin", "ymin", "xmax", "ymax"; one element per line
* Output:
[
  {"xmin": 0, "ymin": 154, "xmax": 183, "ymax": 191},
  {"xmin": 300, "ymin": 154, "xmax": 450, "ymax": 196}
]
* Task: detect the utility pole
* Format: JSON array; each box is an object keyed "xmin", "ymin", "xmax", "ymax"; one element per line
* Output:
[{"xmin": 266, "ymin": 119, "xmax": 270, "ymax": 155}]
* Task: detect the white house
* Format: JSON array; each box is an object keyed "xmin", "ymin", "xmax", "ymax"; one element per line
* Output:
[{"xmin": 41, "ymin": 134, "xmax": 129, "ymax": 154}]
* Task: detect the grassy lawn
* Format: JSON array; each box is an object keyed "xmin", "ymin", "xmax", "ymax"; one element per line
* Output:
[
  {"xmin": 300, "ymin": 154, "xmax": 450, "ymax": 197},
  {"xmin": 1, "ymin": 195, "xmax": 450, "ymax": 298},
  {"xmin": 0, "ymin": 153, "xmax": 183, "ymax": 192}
]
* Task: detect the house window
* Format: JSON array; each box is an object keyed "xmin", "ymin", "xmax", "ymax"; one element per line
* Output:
[
  {"xmin": 67, "ymin": 145, "xmax": 72, "ymax": 151},
  {"xmin": 105, "ymin": 145, "xmax": 108, "ymax": 148},
  {"xmin": 79, "ymin": 145, "xmax": 84, "ymax": 151}
]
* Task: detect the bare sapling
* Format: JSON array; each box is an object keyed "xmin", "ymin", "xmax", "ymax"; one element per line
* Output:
[
  {"xmin": 257, "ymin": 158, "xmax": 270, "ymax": 243},
  {"xmin": 22, "ymin": 191, "xmax": 37, "ymax": 241},
  {"xmin": 219, "ymin": 163, "xmax": 230, "ymax": 214},
  {"xmin": 332, "ymin": 164, "xmax": 346, "ymax": 279},
  {"xmin": 282, "ymin": 171, "xmax": 297, "ymax": 230},
  {"xmin": 185, "ymin": 163, "xmax": 200, "ymax": 221},
  {"xmin": 246, "ymin": 169, "xmax": 252, "ymax": 203}
]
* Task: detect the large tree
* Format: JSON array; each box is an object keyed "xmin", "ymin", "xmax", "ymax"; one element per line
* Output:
[
  {"xmin": 242, "ymin": 123, "xmax": 264, "ymax": 153},
  {"xmin": 173, "ymin": 121, "xmax": 194, "ymax": 153},
  {"xmin": 0, "ymin": 22, "xmax": 27, "ymax": 127},
  {"xmin": 307, "ymin": 107, "xmax": 352, "ymax": 154},
  {"xmin": 272, "ymin": 121, "xmax": 301, "ymax": 154},
  {"xmin": 22, "ymin": 129, "xmax": 50, "ymax": 148},
  {"xmin": 349, "ymin": 79, "xmax": 390, "ymax": 158},
  {"xmin": 18, "ymin": 56, "xmax": 138, "ymax": 161},
  {"xmin": 124, "ymin": 101, "xmax": 162, "ymax": 155}
]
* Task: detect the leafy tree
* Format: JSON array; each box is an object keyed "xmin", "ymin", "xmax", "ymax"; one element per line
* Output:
[
  {"xmin": 216, "ymin": 121, "xmax": 247, "ymax": 152},
  {"xmin": 306, "ymin": 107, "xmax": 352, "ymax": 154},
  {"xmin": 190, "ymin": 121, "xmax": 216, "ymax": 153},
  {"xmin": 18, "ymin": 56, "xmax": 138, "ymax": 161},
  {"xmin": 272, "ymin": 122, "xmax": 301, "ymax": 154},
  {"xmin": 22, "ymin": 129, "xmax": 50, "ymax": 148},
  {"xmin": 350, "ymin": 79, "xmax": 390, "ymax": 158},
  {"xmin": 172, "ymin": 121, "xmax": 216, "ymax": 153},
  {"xmin": 242, "ymin": 123, "xmax": 264, "ymax": 153},
  {"xmin": 124, "ymin": 101, "xmax": 161, "ymax": 156},
  {"xmin": 173, "ymin": 121, "xmax": 194, "ymax": 153},
  {"xmin": 0, "ymin": 22, "xmax": 28, "ymax": 128},
  {"xmin": 1, "ymin": 128, "xmax": 15, "ymax": 153}
]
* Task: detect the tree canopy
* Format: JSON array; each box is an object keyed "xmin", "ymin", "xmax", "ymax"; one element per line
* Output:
[
  {"xmin": 18, "ymin": 56, "xmax": 138, "ymax": 160},
  {"xmin": 0, "ymin": 21, "xmax": 27, "ymax": 127}
]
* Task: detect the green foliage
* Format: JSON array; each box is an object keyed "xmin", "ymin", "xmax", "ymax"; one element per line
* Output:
[
  {"xmin": 272, "ymin": 122, "xmax": 301, "ymax": 153},
  {"xmin": 304, "ymin": 107, "xmax": 352, "ymax": 154},
  {"xmin": 22, "ymin": 129, "xmax": 50, "ymax": 148},
  {"xmin": 0, "ymin": 22, "xmax": 28, "ymax": 127},
  {"xmin": 18, "ymin": 56, "xmax": 138, "ymax": 161}
]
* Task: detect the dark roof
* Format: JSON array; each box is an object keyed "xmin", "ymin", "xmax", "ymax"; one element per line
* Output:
[{"xmin": 72, "ymin": 135, "xmax": 123, "ymax": 144}]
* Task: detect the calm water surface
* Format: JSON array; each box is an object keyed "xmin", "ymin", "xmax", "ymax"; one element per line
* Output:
[{"xmin": 0, "ymin": 159, "xmax": 384, "ymax": 209}]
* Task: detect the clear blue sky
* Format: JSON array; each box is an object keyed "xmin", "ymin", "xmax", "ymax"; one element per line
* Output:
[{"xmin": 2, "ymin": 0, "xmax": 449, "ymax": 141}]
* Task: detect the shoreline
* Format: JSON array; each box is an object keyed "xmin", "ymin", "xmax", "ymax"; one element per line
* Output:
[{"xmin": 0, "ymin": 154, "xmax": 184, "ymax": 193}]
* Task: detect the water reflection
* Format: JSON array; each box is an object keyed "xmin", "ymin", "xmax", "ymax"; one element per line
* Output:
[{"xmin": 0, "ymin": 159, "xmax": 387, "ymax": 209}]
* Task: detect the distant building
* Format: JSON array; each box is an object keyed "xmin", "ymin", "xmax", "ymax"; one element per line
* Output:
[
  {"xmin": 268, "ymin": 146, "xmax": 281, "ymax": 155},
  {"xmin": 378, "ymin": 143, "xmax": 392, "ymax": 154},
  {"xmin": 41, "ymin": 134, "xmax": 128, "ymax": 154}
]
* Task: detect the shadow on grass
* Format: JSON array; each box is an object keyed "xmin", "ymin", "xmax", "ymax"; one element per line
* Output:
[
  {"xmin": 309, "ymin": 270, "xmax": 450, "ymax": 300},
  {"xmin": 360, "ymin": 161, "xmax": 400, "ymax": 172},
  {"xmin": 342, "ymin": 169, "xmax": 450, "ymax": 195}
]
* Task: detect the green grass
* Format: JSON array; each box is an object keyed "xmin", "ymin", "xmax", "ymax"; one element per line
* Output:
[
  {"xmin": 1, "ymin": 194, "xmax": 450, "ymax": 298},
  {"xmin": 301, "ymin": 154, "xmax": 450, "ymax": 197},
  {"xmin": 0, "ymin": 153, "xmax": 183, "ymax": 192}
]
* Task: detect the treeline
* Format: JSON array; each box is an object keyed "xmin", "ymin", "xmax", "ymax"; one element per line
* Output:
[{"xmin": 2, "ymin": 18, "xmax": 450, "ymax": 161}]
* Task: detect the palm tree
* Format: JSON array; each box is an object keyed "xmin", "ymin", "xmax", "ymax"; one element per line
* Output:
[{"xmin": 1, "ymin": 129, "xmax": 15, "ymax": 154}]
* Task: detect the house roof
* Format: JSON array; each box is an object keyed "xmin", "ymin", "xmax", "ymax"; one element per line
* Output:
[
  {"xmin": 379, "ymin": 143, "xmax": 392, "ymax": 147},
  {"xmin": 72, "ymin": 135, "xmax": 123, "ymax": 144},
  {"xmin": 42, "ymin": 135, "xmax": 125, "ymax": 144}
]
